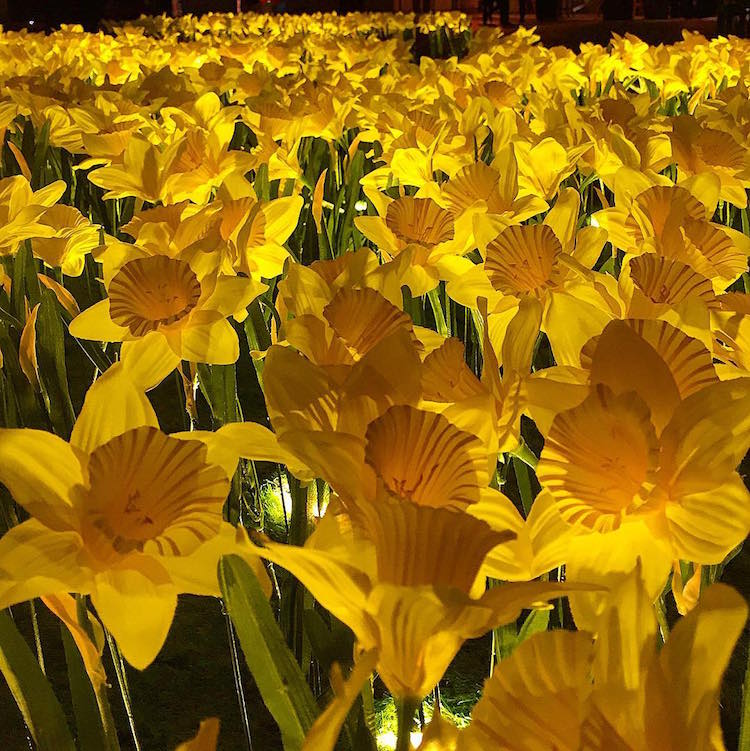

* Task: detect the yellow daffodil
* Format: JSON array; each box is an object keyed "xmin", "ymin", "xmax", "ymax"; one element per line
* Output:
[
  {"xmin": 445, "ymin": 188, "xmax": 617, "ymax": 366},
  {"xmin": 456, "ymin": 567, "xmax": 747, "ymax": 751},
  {"xmin": 248, "ymin": 498, "xmax": 576, "ymax": 751},
  {"xmin": 536, "ymin": 318, "xmax": 750, "ymax": 569},
  {"xmin": 0, "ymin": 367, "xmax": 267, "ymax": 669},
  {"xmin": 70, "ymin": 242, "xmax": 265, "ymax": 385},
  {"xmin": 0, "ymin": 176, "xmax": 66, "ymax": 257}
]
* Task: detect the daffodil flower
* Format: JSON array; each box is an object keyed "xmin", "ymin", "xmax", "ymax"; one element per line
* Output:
[
  {"xmin": 0, "ymin": 367, "xmax": 267, "ymax": 668},
  {"xmin": 247, "ymin": 499, "xmax": 577, "ymax": 751},
  {"xmin": 533, "ymin": 318, "xmax": 750, "ymax": 613},
  {"xmin": 456, "ymin": 568, "xmax": 747, "ymax": 751},
  {"xmin": 445, "ymin": 187, "xmax": 618, "ymax": 366},
  {"xmin": 70, "ymin": 242, "xmax": 265, "ymax": 387},
  {"xmin": 0, "ymin": 175, "xmax": 66, "ymax": 257}
]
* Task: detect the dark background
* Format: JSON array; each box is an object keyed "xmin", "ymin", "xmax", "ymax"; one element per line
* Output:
[{"xmin": 0, "ymin": 0, "xmax": 261, "ymax": 30}]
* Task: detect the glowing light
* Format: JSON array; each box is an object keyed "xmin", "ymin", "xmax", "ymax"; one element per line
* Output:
[{"xmin": 376, "ymin": 731, "xmax": 423, "ymax": 749}]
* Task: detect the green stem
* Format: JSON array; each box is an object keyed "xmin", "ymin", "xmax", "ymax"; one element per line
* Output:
[
  {"xmin": 509, "ymin": 439, "xmax": 538, "ymax": 470},
  {"xmin": 395, "ymin": 697, "xmax": 418, "ymax": 751},
  {"xmin": 654, "ymin": 596, "xmax": 670, "ymax": 647},
  {"xmin": 512, "ymin": 457, "xmax": 534, "ymax": 517},
  {"xmin": 105, "ymin": 631, "xmax": 140, "ymax": 751},
  {"xmin": 427, "ymin": 288, "xmax": 448, "ymax": 336},
  {"xmin": 29, "ymin": 601, "xmax": 45, "ymax": 674}
]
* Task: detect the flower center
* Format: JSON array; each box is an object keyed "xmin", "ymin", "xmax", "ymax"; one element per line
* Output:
[
  {"xmin": 82, "ymin": 426, "xmax": 229, "ymax": 562},
  {"xmin": 485, "ymin": 224, "xmax": 560, "ymax": 297},
  {"xmin": 365, "ymin": 405, "xmax": 487, "ymax": 509},
  {"xmin": 108, "ymin": 256, "xmax": 201, "ymax": 337},
  {"xmin": 385, "ymin": 197, "xmax": 454, "ymax": 248},
  {"xmin": 629, "ymin": 255, "xmax": 713, "ymax": 306},
  {"xmin": 537, "ymin": 386, "xmax": 659, "ymax": 532}
]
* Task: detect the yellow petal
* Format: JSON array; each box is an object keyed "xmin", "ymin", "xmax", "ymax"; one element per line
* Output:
[
  {"xmin": 364, "ymin": 405, "xmax": 490, "ymax": 509},
  {"xmin": 120, "ymin": 332, "xmax": 182, "ymax": 390},
  {"xmin": 660, "ymin": 377, "xmax": 750, "ymax": 478},
  {"xmin": 470, "ymin": 489, "xmax": 574, "ymax": 582},
  {"xmin": 323, "ymin": 287, "xmax": 416, "ymax": 360},
  {"xmin": 465, "ymin": 630, "xmax": 593, "ymax": 751},
  {"xmin": 501, "ymin": 295, "xmax": 542, "ymax": 374},
  {"xmin": 69, "ymin": 299, "xmax": 128, "ymax": 342},
  {"xmin": 43, "ymin": 593, "xmax": 106, "ymax": 690},
  {"xmin": 246, "ymin": 535, "xmax": 371, "ymax": 638},
  {"xmin": 175, "ymin": 718, "xmax": 220, "ymax": 751},
  {"xmin": 171, "ymin": 318, "xmax": 239, "ymax": 365},
  {"xmin": 544, "ymin": 187, "xmax": 580, "ymax": 251},
  {"xmin": 301, "ymin": 649, "xmax": 378, "ymax": 751},
  {"xmin": 421, "ymin": 338, "xmax": 485, "ymax": 402},
  {"xmin": 648, "ymin": 583, "xmax": 748, "ymax": 750},
  {"xmin": 201, "ymin": 275, "xmax": 266, "ymax": 318},
  {"xmin": 262, "ymin": 195, "xmax": 303, "ymax": 246},
  {"xmin": 588, "ymin": 319, "xmax": 683, "ymax": 434},
  {"xmin": 359, "ymin": 500, "xmax": 513, "ymax": 592},
  {"xmin": 0, "ymin": 429, "xmax": 82, "ymax": 528},
  {"xmin": 664, "ymin": 471, "xmax": 750, "ymax": 564},
  {"xmin": 312, "ymin": 169, "xmax": 327, "ymax": 234},
  {"xmin": 71, "ymin": 364, "xmax": 159, "ymax": 455},
  {"xmin": 565, "ymin": 523, "xmax": 672, "ymax": 632},
  {"xmin": 163, "ymin": 523, "xmax": 270, "ymax": 599},
  {"xmin": 91, "ymin": 556, "xmax": 177, "ymax": 670},
  {"xmin": 538, "ymin": 385, "xmax": 660, "ymax": 532},
  {"xmin": 19, "ymin": 303, "xmax": 40, "ymax": 389},
  {"xmin": 0, "ymin": 519, "xmax": 90, "ymax": 609},
  {"xmin": 38, "ymin": 274, "xmax": 80, "ymax": 317},
  {"xmin": 592, "ymin": 563, "xmax": 658, "ymax": 691},
  {"xmin": 543, "ymin": 289, "xmax": 614, "ymax": 367}
]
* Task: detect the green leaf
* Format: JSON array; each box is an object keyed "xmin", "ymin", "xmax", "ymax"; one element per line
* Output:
[
  {"xmin": 0, "ymin": 611, "xmax": 76, "ymax": 751},
  {"xmin": 197, "ymin": 363, "xmax": 239, "ymax": 427},
  {"xmin": 36, "ymin": 289, "xmax": 75, "ymax": 437},
  {"xmin": 219, "ymin": 555, "xmax": 319, "ymax": 751},
  {"xmin": 516, "ymin": 608, "xmax": 550, "ymax": 644},
  {"xmin": 61, "ymin": 626, "xmax": 119, "ymax": 751},
  {"xmin": 244, "ymin": 299, "xmax": 272, "ymax": 387},
  {"xmin": 337, "ymin": 150, "xmax": 364, "ymax": 253},
  {"xmin": 31, "ymin": 121, "xmax": 50, "ymax": 189}
]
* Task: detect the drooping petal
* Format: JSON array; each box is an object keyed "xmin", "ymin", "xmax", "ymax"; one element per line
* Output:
[
  {"xmin": 69, "ymin": 299, "xmax": 128, "ymax": 342},
  {"xmin": 91, "ymin": 556, "xmax": 177, "ymax": 670},
  {"xmin": 0, "ymin": 520, "xmax": 90, "ymax": 609},
  {"xmin": 564, "ymin": 523, "xmax": 672, "ymax": 632},
  {"xmin": 121, "ymin": 332, "xmax": 182, "ymax": 390},
  {"xmin": 163, "ymin": 522, "xmax": 270, "ymax": 598},
  {"xmin": 43, "ymin": 593, "xmax": 107, "ymax": 690},
  {"xmin": 71, "ymin": 364, "xmax": 159, "ymax": 455},
  {"xmin": 172, "ymin": 318, "xmax": 240, "ymax": 365},
  {"xmin": 592, "ymin": 564, "xmax": 658, "ymax": 692},
  {"xmin": 0, "ymin": 429, "xmax": 83, "ymax": 528},
  {"xmin": 502, "ymin": 295, "xmax": 542, "ymax": 375},
  {"xmin": 201, "ymin": 275, "xmax": 266, "ymax": 318},
  {"xmin": 245, "ymin": 535, "xmax": 372, "ymax": 638}
]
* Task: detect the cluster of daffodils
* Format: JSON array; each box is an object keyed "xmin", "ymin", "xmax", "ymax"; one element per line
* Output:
[{"xmin": 0, "ymin": 13, "xmax": 749, "ymax": 751}]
